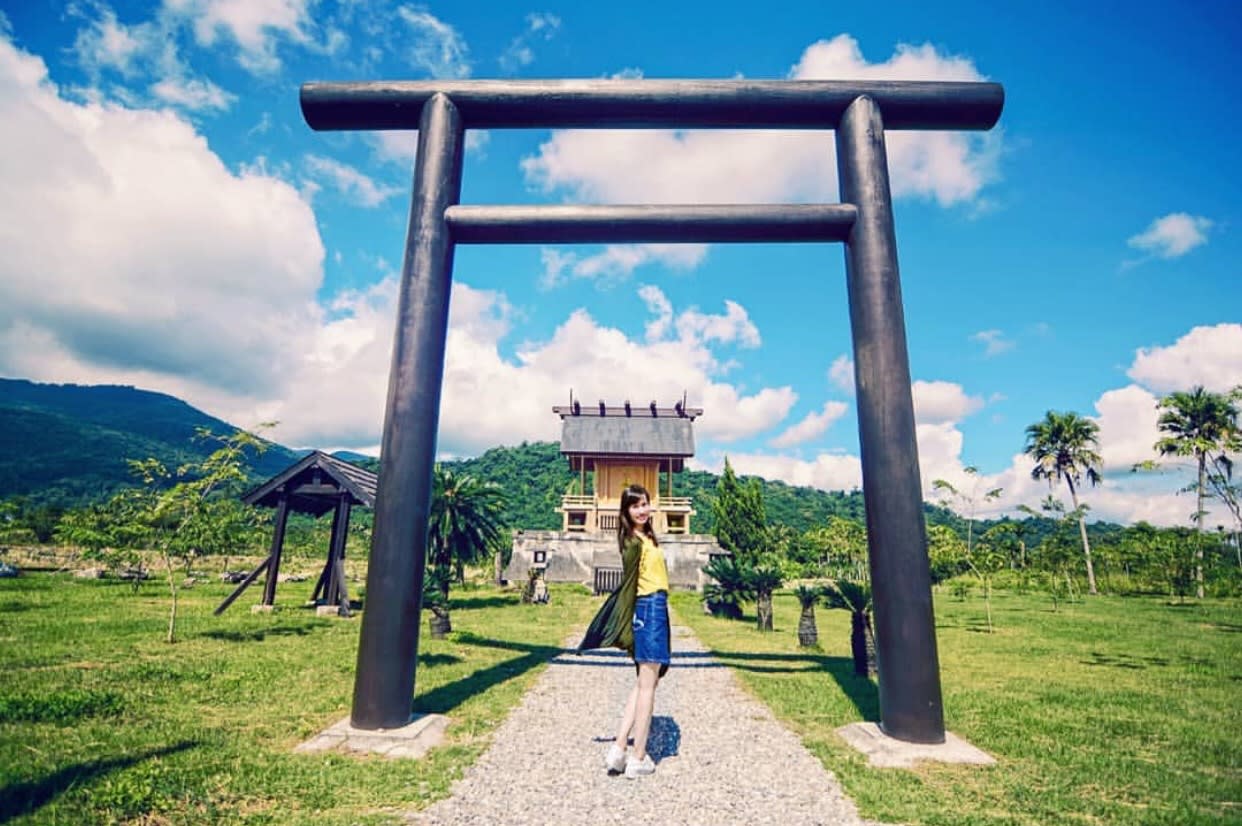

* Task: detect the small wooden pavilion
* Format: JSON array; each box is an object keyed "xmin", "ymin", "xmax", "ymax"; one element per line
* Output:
[
  {"xmin": 214, "ymin": 451, "xmax": 377, "ymax": 617},
  {"xmin": 555, "ymin": 394, "xmax": 702, "ymax": 535}
]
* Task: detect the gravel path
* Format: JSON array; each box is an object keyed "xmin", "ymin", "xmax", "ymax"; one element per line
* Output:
[{"xmin": 409, "ymin": 622, "xmax": 880, "ymax": 826}]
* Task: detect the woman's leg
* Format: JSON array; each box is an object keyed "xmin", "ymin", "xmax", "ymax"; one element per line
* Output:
[
  {"xmin": 613, "ymin": 682, "xmax": 639, "ymax": 749},
  {"xmin": 629, "ymin": 662, "xmax": 661, "ymax": 760}
]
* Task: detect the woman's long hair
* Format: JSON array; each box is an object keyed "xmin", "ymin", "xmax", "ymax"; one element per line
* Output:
[{"xmin": 617, "ymin": 483, "xmax": 658, "ymax": 552}]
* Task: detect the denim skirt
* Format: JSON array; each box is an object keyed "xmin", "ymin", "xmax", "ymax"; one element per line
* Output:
[{"xmin": 632, "ymin": 590, "xmax": 671, "ymax": 666}]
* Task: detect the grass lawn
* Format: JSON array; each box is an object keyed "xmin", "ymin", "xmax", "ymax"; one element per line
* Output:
[
  {"xmin": 0, "ymin": 570, "xmax": 597, "ymax": 825},
  {"xmin": 4, "ymin": 568, "xmax": 1238, "ymax": 826},
  {"xmin": 671, "ymin": 587, "xmax": 1241, "ymax": 826}
]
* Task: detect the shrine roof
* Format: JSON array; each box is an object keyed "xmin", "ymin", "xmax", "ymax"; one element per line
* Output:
[{"xmin": 557, "ymin": 404, "xmax": 697, "ymax": 458}]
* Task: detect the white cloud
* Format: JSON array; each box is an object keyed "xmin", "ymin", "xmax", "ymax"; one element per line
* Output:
[
  {"xmin": 183, "ymin": 0, "xmax": 314, "ymax": 74},
  {"xmin": 769, "ymin": 401, "xmax": 848, "ymax": 447},
  {"xmin": 0, "ymin": 35, "xmax": 322, "ymax": 398},
  {"xmin": 150, "ymin": 76, "xmax": 235, "ymax": 111},
  {"xmin": 1093, "ymin": 384, "xmax": 1161, "ymax": 471},
  {"xmin": 970, "ymin": 328, "xmax": 1013, "ymax": 357},
  {"xmin": 1127, "ymin": 212, "xmax": 1213, "ymax": 259},
  {"xmin": 0, "ymin": 39, "xmax": 793, "ymax": 459},
  {"xmin": 828, "ymin": 354, "xmax": 854, "ymax": 394},
  {"xmin": 68, "ymin": 3, "xmax": 234, "ymax": 114},
  {"xmin": 912, "ymin": 380, "xmax": 984, "ymax": 425},
  {"xmin": 538, "ymin": 243, "xmax": 707, "ymax": 287},
  {"xmin": 73, "ymin": 7, "xmax": 147, "ymax": 76},
  {"xmin": 499, "ymin": 12, "xmax": 560, "ymax": 73},
  {"xmin": 522, "ymin": 34, "xmax": 1000, "ymax": 209},
  {"xmin": 304, "ymin": 154, "xmax": 401, "ymax": 206},
  {"xmin": 718, "ymin": 451, "xmax": 863, "ymax": 493},
  {"xmin": 367, "ymin": 128, "xmax": 491, "ymax": 167},
  {"xmin": 397, "ymin": 6, "xmax": 470, "ymax": 78},
  {"xmin": 1127, "ymin": 324, "xmax": 1242, "ymax": 394},
  {"xmin": 639, "ymin": 284, "xmax": 673, "ymax": 341}
]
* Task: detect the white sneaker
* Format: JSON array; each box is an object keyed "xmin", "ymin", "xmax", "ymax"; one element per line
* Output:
[
  {"xmin": 604, "ymin": 743, "xmax": 627, "ymax": 773},
  {"xmin": 624, "ymin": 754, "xmax": 655, "ymax": 779}
]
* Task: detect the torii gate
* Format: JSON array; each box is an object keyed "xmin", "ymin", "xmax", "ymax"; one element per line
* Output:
[{"xmin": 300, "ymin": 78, "xmax": 1004, "ymax": 744}]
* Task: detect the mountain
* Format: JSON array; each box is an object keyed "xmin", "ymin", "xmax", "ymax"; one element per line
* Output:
[
  {"xmin": 0, "ymin": 378, "xmax": 301, "ymax": 506},
  {"xmin": 0, "ymin": 378, "xmax": 1117, "ymax": 545}
]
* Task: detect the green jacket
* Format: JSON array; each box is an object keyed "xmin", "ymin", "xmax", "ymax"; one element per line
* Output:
[{"xmin": 577, "ymin": 535, "xmax": 643, "ymax": 656}]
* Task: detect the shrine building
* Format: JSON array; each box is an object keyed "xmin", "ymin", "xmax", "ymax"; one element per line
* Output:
[{"xmin": 505, "ymin": 396, "xmax": 725, "ymax": 592}]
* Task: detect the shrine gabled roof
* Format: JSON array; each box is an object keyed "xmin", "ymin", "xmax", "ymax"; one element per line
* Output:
[
  {"xmin": 241, "ymin": 450, "xmax": 377, "ymax": 516},
  {"xmin": 559, "ymin": 415, "xmax": 695, "ymax": 458}
]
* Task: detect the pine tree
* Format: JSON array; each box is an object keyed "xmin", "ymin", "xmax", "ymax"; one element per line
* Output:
[{"xmin": 712, "ymin": 457, "xmax": 767, "ymax": 566}]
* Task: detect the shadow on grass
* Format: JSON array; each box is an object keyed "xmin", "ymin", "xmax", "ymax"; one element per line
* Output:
[
  {"xmin": 1082, "ymin": 651, "xmax": 1170, "ymax": 670},
  {"xmin": 571, "ymin": 647, "xmax": 879, "ymax": 722},
  {"xmin": 449, "ymin": 595, "xmax": 519, "ymax": 611},
  {"xmin": 412, "ymin": 633, "xmax": 565, "ymax": 716},
  {"xmin": 419, "ymin": 653, "xmax": 463, "ymax": 667},
  {"xmin": 701, "ymin": 649, "xmax": 879, "ymax": 723},
  {"xmin": 0, "ymin": 740, "xmax": 197, "ymax": 824},
  {"xmin": 200, "ymin": 625, "xmax": 320, "ymax": 643}
]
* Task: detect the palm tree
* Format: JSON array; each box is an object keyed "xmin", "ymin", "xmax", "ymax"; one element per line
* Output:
[
  {"xmin": 821, "ymin": 579, "xmax": 875, "ymax": 676},
  {"xmin": 426, "ymin": 466, "xmax": 506, "ymax": 632},
  {"xmin": 1024, "ymin": 411, "xmax": 1103, "ymax": 595},
  {"xmin": 793, "ymin": 584, "xmax": 820, "ymax": 647},
  {"xmin": 749, "ymin": 565, "xmax": 783, "ymax": 632},
  {"xmin": 701, "ymin": 555, "xmax": 748, "ymax": 619},
  {"xmin": 1155, "ymin": 387, "xmax": 1241, "ymax": 598}
]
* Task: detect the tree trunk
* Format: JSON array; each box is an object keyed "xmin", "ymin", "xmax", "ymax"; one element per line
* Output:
[
  {"xmin": 1195, "ymin": 454, "xmax": 1206, "ymax": 599},
  {"xmin": 797, "ymin": 605, "xmax": 818, "ymax": 647},
  {"xmin": 164, "ymin": 552, "xmax": 178, "ymax": 645},
  {"xmin": 1066, "ymin": 479, "xmax": 1098, "ymax": 595},
  {"xmin": 428, "ymin": 607, "xmax": 451, "ymax": 638},
  {"xmin": 756, "ymin": 591, "xmax": 773, "ymax": 632},
  {"xmin": 850, "ymin": 611, "xmax": 876, "ymax": 676},
  {"xmin": 494, "ymin": 548, "xmax": 503, "ymax": 585}
]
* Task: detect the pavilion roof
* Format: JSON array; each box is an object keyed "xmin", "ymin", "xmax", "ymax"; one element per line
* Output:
[{"xmin": 241, "ymin": 450, "xmax": 377, "ymax": 516}]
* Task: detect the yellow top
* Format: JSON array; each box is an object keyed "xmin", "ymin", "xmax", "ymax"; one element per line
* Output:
[{"xmin": 636, "ymin": 535, "xmax": 669, "ymax": 596}]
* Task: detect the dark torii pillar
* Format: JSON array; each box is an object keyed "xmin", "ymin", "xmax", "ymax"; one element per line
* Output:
[
  {"xmin": 838, "ymin": 96, "xmax": 942, "ymax": 742},
  {"xmin": 350, "ymin": 94, "xmax": 463, "ymax": 729}
]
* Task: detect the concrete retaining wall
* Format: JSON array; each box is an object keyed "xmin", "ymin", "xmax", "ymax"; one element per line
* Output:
[{"xmin": 506, "ymin": 530, "xmax": 726, "ymax": 592}]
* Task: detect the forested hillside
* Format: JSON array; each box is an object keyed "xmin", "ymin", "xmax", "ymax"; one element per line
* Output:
[
  {"xmin": 434, "ymin": 439, "xmax": 1072, "ymax": 541},
  {"xmin": 0, "ymin": 378, "xmax": 299, "ymax": 505},
  {"xmin": 0, "ymin": 379, "xmax": 1121, "ymax": 548}
]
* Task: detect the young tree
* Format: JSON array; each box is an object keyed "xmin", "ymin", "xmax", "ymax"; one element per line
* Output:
[
  {"xmin": 749, "ymin": 565, "xmax": 783, "ymax": 632},
  {"xmin": 426, "ymin": 466, "xmax": 505, "ymax": 633},
  {"xmin": 701, "ymin": 555, "xmax": 748, "ymax": 619},
  {"xmin": 129, "ymin": 428, "xmax": 268, "ymax": 643},
  {"xmin": 793, "ymin": 584, "xmax": 820, "ymax": 647},
  {"xmin": 821, "ymin": 579, "xmax": 876, "ymax": 676},
  {"xmin": 804, "ymin": 516, "xmax": 868, "ymax": 580},
  {"xmin": 925, "ymin": 523, "xmax": 968, "ymax": 584},
  {"xmin": 712, "ymin": 457, "xmax": 767, "ymax": 566},
  {"xmin": 932, "ymin": 466, "xmax": 1003, "ymax": 557},
  {"xmin": 1155, "ymin": 386, "xmax": 1241, "ymax": 598},
  {"xmin": 1024, "ymin": 410, "xmax": 1103, "ymax": 595}
]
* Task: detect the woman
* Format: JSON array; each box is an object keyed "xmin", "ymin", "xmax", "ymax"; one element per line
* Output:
[{"xmin": 578, "ymin": 483, "xmax": 671, "ymax": 779}]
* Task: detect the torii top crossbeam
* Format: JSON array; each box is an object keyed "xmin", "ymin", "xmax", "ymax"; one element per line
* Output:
[{"xmin": 301, "ymin": 79, "xmax": 1003, "ymax": 131}]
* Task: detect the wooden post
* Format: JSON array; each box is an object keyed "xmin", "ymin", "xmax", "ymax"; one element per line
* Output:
[
  {"xmin": 261, "ymin": 495, "xmax": 290, "ymax": 607},
  {"xmin": 327, "ymin": 493, "xmax": 352, "ymax": 606}
]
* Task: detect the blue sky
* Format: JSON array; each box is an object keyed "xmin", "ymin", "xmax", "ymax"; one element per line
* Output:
[{"xmin": 0, "ymin": 1, "xmax": 1238, "ymax": 526}]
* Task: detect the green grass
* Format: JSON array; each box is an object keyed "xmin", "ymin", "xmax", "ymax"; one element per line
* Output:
[
  {"xmin": 5, "ymin": 571, "xmax": 1239, "ymax": 825},
  {"xmin": 671, "ymin": 588, "xmax": 1242, "ymax": 826},
  {"xmin": 0, "ymin": 572, "xmax": 597, "ymax": 825}
]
